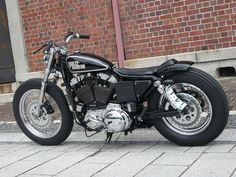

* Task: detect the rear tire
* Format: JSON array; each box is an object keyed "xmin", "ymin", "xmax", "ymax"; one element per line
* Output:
[
  {"xmin": 13, "ymin": 79, "xmax": 73, "ymax": 145},
  {"xmin": 148, "ymin": 68, "xmax": 229, "ymax": 146}
]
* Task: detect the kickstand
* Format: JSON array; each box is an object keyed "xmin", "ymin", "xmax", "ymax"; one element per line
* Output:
[
  {"xmin": 88, "ymin": 132, "xmax": 113, "ymax": 157},
  {"xmin": 107, "ymin": 132, "xmax": 113, "ymax": 144}
]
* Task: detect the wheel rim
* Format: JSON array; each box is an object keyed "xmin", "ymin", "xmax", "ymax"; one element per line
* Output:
[
  {"xmin": 19, "ymin": 89, "xmax": 62, "ymax": 138},
  {"xmin": 159, "ymin": 83, "xmax": 213, "ymax": 136}
]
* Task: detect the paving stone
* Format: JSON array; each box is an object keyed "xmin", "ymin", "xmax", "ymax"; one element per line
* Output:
[
  {"xmin": 144, "ymin": 144, "xmax": 190, "ymax": 153},
  {"xmin": 83, "ymin": 151, "xmax": 127, "ymax": 164},
  {"xmin": 0, "ymin": 150, "xmax": 38, "ymax": 169},
  {"xmin": 0, "ymin": 150, "xmax": 16, "ymax": 157},
  {"xmin": 231, "ymin": 170, "xmax": 236, "ymax": 177},
  {"xmin": 181, "ymin": 153, "xmax": 236, "ymax": 177},
  {"xmin": 136, "ymin": 164, "xmax": 187, "ymax": 177},
  {"xmin": 0, "ymin": 144, "xmax": 21, "ymax": 157},
  {"xmin": 25, "ymin": 150, "xmax": 125, "ymax": 176},
  {"xmin": 186, "ymin": 146, "xmax": 210, "ymax": 153},
  {"xmin": 19, "ymin": 175, "xmax": 52, "ymax": 177},
  {"xmin": 55, "ymin": 163, "xmax": 108, "ymax": 177},
  {"xmin": 18, "ymin": 135, "xmax": 32, "ymax": 142},
  {"xmin": 0, "ymin": 130, "xmax": 236, "ymax": 177},
  {"xmin": 93, "ymin": 152, "xmax": 163, "ymax": 177},
  {"xmin": 47, "ymin": 143, "xmax": 79, "ymax": 152},
  {"xmin": 0, "ymin": 160, "xmax": 41, "ymax": 177},
  {"xmin": 152, "ymin": 152, "xmax": 201, "ymax": 166},
  {"xmin": 229, "ymin": 145, "xmax": 236, "ymax": 152},
  {"xmin": 11, "ymin": 143, "xmax": 43, "ymax": 152},
  {"xmin": 64, "ymin": 143, "xmax": 92, "ymax": 151},
  {"xmin": 25, "ymin": 151, "xmax": 92, "ymax": 175},
  {"xmin": 77, "ymin": 143, "xmax": 124, "ymax": 153},
  {"xmin": 101, "ymin": 144, "xmax": 124, "ymax": 152},
  {"xmin": 0, "ymin": 133, "xmax": 25, "ymax": 142},
  {"xmin": 22, "ymin": 151, "xmax": 65, "ymax": 163},
  {"xmin": 205, "ymin": 143, "xmax": 235, "ymax": 153},
  {"xmin": 216, "ymin": 129, "xmax": 236, "ymax": 142},
  {"xmin": 0, "ymin": 143, "xmax": 16, "ymax": 151},
  {"xmin": 0, "ymin": 141, "xmax": 235, "ymax": 177},
  {"xmin": 16, "ymin": 143, "xmax": 56, "ymax": 151},
  {"xmin": 115, "ymin": 144, "xmax": 155, "ymax": 152},
  {"xmin": 66, "ymin": 131, "xmax": 114, "ymax": 142},
  {"xmin": 78, "ymin": 144, "xmax": 110, "ymax": 153}
]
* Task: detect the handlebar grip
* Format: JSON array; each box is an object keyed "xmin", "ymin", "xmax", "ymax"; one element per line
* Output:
[{"xmin": 79, "ymin": 34, "xmax": 90, "ymax": 39}]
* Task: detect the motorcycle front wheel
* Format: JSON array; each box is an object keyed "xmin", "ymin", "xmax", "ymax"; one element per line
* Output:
[
  {"xmin": 148, "ymin": 68, "xmax": 229, "ymax": 146},
  {"xmin": 13, "ymin": 79, "xmax": 73, "ymax": 145}
]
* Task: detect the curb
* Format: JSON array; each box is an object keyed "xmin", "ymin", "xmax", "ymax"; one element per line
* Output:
[
  {"xmin": 0, "ymin": 129, "xmax": 236, "ymax": 143},
  {"xmin": 0, "ymin": 112, "xmax": 236, "ymax": 133},
  {"xmin": 0, "ymin": 93, "xmax": 13, "ymax": 104}
]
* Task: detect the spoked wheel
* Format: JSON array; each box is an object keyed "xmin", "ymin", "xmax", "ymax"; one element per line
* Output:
[
  {"xmin": 19, "ymin": 89, "xmax": 62, "ymax": 139},
  {"xmin": 160, "ymin": 83, "xmax": 213, "ymax": 136},
  {"xmin": 148, "ymin": 68, "xmax": 229, "ymax": 146},
  {"xmin": 13, "ymin": 79, "xmax": 73, "ymax": 145}
]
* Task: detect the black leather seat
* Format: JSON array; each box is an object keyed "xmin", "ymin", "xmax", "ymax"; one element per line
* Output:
[{"xmin": 114, "ymin": 59, "xmax": 177, "ymax": 76}]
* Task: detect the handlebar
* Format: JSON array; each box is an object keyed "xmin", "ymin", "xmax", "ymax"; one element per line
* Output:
[
  {"xmin": 33, "ymin": 40, "xmax": 54, "ymax": 54},
  {"xmin": 33, "ymin": 44, "xmax": 47, "ymax": 54},
  {"xmin": 79, "ymin": 34, "xmax": 90, "ymax": 39},
  {"xmin": 65, "ymin": 31, "xmax": 90, "ymax": 43},
  {"xmin": 33, "ymin": 32, "xmax": 90, "ymax": 54}
]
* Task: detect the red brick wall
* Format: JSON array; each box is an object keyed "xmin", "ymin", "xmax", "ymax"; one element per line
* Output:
[
  {"xmin": 19, "ymin": 0, "xmax": 116, "ymax": 71},
  {"xmin": 19, "ymin": 0, "xmax": 236, "ymax": 71},
  {"xmin": 120, "ymin": 0, "xmax": 236, "ymax": 60}
]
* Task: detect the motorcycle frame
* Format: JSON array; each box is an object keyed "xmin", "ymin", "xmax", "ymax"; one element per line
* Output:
[{"xmin": 38, "ymin": 46, "xmax": 193, "ymax": 127}]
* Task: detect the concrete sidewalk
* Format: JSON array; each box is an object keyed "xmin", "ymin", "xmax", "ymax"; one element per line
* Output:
[{"xmin": 0, "ymin": 129, "xmax": 236, "ymax": 177}]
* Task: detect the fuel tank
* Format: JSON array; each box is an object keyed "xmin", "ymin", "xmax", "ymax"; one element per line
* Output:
[{"xmin": 66, "ymin": 52, "xmax": 114, "ymax": 73}]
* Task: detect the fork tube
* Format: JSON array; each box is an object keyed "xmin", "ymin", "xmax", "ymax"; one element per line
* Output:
[{"xmin": 38, "ymin": 48, "xmax": 54, "ymax": 105}]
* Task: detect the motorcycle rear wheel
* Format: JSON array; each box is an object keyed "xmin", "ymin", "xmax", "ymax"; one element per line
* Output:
[
  {"xmin": 13, "ymin": 79, "xmax": 73, "ymax": 145},
  {"xmin": 148, "ymin": 68, "xmax": 229, "ymax": 146}
]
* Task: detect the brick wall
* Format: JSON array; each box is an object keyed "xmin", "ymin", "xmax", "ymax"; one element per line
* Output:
[
  {"xmin": 120, "ymin": 0, "xmax": 236, "ymax": 60},
  {"xmin": 19, "ymin": 0, "xmax": 116, "ymax": 72},
  {"xmin": 19, "ymin": 0, "xmax": 236, "ymax": 71}
]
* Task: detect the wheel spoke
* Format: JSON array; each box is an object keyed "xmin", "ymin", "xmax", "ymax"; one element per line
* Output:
[
  {"xmin": 19, "ymin": 89, "xmax": 62, "ymax": 138},
  {"xmin": 160, "ymin": 83, "xmax": 212, "ymax": 136}
]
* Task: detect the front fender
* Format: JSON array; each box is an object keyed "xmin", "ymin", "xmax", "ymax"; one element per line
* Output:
[{"xmin": 157, "ymin": 61, "xmax": 194, "ymax": 76}]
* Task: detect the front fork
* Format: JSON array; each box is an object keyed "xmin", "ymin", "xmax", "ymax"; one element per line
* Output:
[{"xmin": 36, "ymin": 48, "xmax": 55, "ymax": 116}]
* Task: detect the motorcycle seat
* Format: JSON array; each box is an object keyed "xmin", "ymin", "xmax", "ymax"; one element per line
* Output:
[{"xmin": 114, "ymin": 59, "xmax": 177, "ymax": 76}]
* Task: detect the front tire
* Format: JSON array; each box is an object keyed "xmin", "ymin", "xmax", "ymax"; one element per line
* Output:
[
  {"xmin": 13, "ymin": 79, "xmax": 73, "ymax": 145},
  {"xmin": 148, "ymin": 68, "xmax": 229, "ymax": 146}
]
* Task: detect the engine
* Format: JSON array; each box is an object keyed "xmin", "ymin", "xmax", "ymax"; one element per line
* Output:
[
  {"xmin": 71, "ymin": 73, "xmax": 117, "ymax": 106},
  {"xmin": 84, "ymin": 103, "xmax": 132, "ymax": 133},
  {"xmin": 70, "ymin": 73, "xmax": 132, "ymax": 133}
]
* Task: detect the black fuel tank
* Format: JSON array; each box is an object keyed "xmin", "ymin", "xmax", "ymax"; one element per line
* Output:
[{"xmin": 66, "ymin": 53, "xmax": 114, "ymax": 73}]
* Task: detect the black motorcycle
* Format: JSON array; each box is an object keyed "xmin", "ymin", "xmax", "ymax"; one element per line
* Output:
[{"xmin": 13, "ymin": 32, "xmax": 229, "ymax": 146}]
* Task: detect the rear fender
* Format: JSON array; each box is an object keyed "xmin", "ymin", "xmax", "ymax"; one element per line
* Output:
[{"xmin": 157, "ymin": 60, "xmax": 194, "ymax": 76}]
